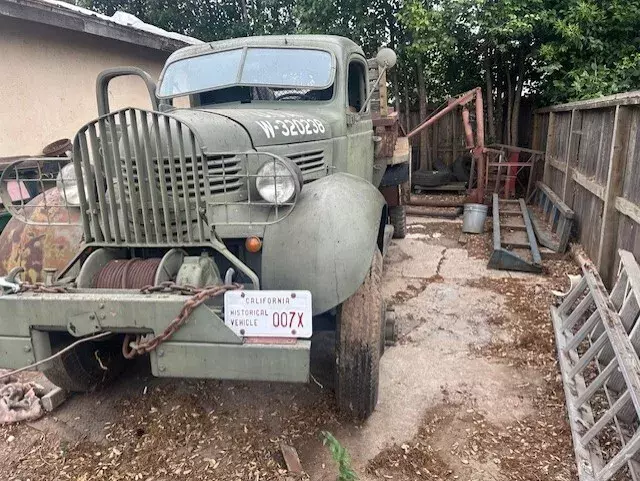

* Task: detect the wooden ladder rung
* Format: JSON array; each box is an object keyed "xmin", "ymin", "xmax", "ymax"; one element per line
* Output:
[
  {"xmin": 501, "ymin": 224, "xmax": 527, "ymax": 230},
  {"xmin": 501, "ymin": 241, "xmax": 530, "ymax": 248}
]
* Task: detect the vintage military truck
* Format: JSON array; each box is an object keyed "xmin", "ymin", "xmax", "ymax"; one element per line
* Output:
[{"xmin": 0, "ymin": 35, "xmax": 409, "ymax": 420}]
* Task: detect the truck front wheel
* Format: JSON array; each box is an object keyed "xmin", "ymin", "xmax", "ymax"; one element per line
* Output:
[
  {"xmin": 336, "ymin": 249, "xmax": 383, "ymax": 420},
  {"xmin": 42, "ymin": 334, "xmax": 126, "ymax": 392},
  {"xmin": 389, "ymin": 205, "xmax": 407, "ymax": 239}
]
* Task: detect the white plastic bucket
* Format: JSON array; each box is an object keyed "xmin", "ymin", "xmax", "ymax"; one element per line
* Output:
[{"xmin": 462, "ymin": 203, "xmax": 488, "ymax": 234}]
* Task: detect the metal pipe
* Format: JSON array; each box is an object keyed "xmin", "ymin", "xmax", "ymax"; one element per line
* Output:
[
  {"xmin": 475, "ymin": 87, "xmax": 485, "ymax": 149},
  {"xmin": 461, "ymin": 107, "xmax": 474, "ymax": 149},
  {"xmin": 406, "ymin": 206, "xmax": 462, "ymax": 218},
  {"xmin": 474, "ymin": 87, "xmax": 486, "ymax": 203},
  {"xmin": 407, "ymin": 196, "xmax": 464, "ymax": 208},
  {"xmin": 407, "ymin": 89, "xmax": 476, "ymax": 139}
]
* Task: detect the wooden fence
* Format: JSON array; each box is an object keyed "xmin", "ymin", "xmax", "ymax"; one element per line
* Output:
[
  {"xmin": 532, "ymin": 90, "xmax": 640, "ymax": 285},
  {"xmin": 400, "ymin": 107, "xmax": 468, "ymax": 171}
]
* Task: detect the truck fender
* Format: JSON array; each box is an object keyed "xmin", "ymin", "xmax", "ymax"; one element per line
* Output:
[{"xmin": 262, "ymin": 173, "xmax": 385, "ymax": 315}]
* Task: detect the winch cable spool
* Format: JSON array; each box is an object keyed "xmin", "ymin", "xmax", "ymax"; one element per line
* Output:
[{"xmin": 94, "ymin": 258, "xmax": 162, "ymax": 289}]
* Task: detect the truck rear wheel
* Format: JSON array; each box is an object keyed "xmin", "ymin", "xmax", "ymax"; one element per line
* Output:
[
  {"xmin": 389, "ymin": 205, "xmax": 406, "ymax": 239},
  {"xmin": 336, "ymin": 249, "xmax": 383, "ymax": 420},
  {"xmin": 42, "ymin": 335, "xmax": 126, "ymax": 392}
]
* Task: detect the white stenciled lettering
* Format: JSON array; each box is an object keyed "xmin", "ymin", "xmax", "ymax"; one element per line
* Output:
[
  {"xmin": 284, "ymin": 119, "xmax": 298, "ymax": 136},
  {"xmin": 275, "ymin": 119, "xmax": 290, "ymax": 136},
  {"xmin": 255, "ymin": 120, "xmax": 275, "ymax": 138},
  {"xmin": 255, "ymin": 118, "xmax": 325, "ymax": 138}
]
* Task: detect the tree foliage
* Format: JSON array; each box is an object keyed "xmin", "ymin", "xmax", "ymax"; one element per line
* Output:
[{"xmin": 82, "ymin": 0, "xmax": 640, "ymax": 127}]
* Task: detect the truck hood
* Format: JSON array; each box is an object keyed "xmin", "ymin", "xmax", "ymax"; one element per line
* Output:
[{"xmin": 196, "ymin": 108, "xmax": 333, "ymax": 147}]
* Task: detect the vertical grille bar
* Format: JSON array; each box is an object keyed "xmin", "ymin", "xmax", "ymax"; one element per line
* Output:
[
  {"xmin": 151, "ymin": 114, "xmax": 173, "ymax": 241},
  {"xmin": 163, "ymin": 116, "xmax": 183, "ymax": 243},
  {"xmin": 245, "ymin": 153, "xmax": 251, "ymax": 224},
  {"xmin": 107, "ymin": 112, "xmax": 132, "ymax": 243},
  {"xmin": 118, "ymin": 110, "xmax": 142, "ymax": 243},
  {"xmin": 139, "ymin": 113, "xmax": 163, "ymax": 242},
  {"xmin": 189, "ymin": 132, "xmax": 205, "ymax": 240},
  {"xmin": 72, "ymin": 135, "xmax": 92, "ymax": 238},
  {"xmin": 129, "ymin": 112, "xmax": 154, "ymax": 241},
  {"xmin": 97, "ymin": 117, "xmax": 122, "ymax": 244},
  {"xmin": 78, "ymin": 131, "xmax": 103, "ymax": 241},
  {"xmin": 88, "ymin": 124, "xmax": 112, "ymax": 241},
  {"xmin": 175, "ymin": 123, "xmax": 194, "ymax": 243}
]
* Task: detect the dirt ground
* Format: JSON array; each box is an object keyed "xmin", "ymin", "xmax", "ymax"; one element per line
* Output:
[{"xmin": 0, "ymin": 216, "xmax": 581, "ymax": 481}]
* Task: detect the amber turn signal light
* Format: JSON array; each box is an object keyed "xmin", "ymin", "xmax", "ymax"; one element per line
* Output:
[{"xmin": 245, "ymin": 236, "xmax": 262, "ymax": 253}]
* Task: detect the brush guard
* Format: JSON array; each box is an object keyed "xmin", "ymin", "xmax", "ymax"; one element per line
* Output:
[{"xmin": 0, "ymin": 108, "xmax": 300, "ymax": 246}]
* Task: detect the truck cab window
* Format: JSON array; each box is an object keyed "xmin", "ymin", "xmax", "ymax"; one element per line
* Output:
[{"xmin": 347, "ymin": 61, "xmax": 367, "ymax": 112}]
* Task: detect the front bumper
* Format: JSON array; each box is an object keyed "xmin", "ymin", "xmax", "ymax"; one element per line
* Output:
[{"xmin": 0, "ymin": 290, "xmax": 310, "ymax": 383}]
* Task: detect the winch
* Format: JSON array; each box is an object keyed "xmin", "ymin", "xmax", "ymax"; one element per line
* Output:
[{"xmin": 76, "ymin": 248, "xmax": 221, "ymax": 290}]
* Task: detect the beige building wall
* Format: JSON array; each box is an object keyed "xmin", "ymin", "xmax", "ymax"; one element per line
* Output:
[{"xmin": 0, "ymin": 16, "xmax": 174, "ymax": 157}]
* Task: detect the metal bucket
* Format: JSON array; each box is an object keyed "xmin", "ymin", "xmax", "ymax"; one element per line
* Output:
[{"xmin": 462, "ymin": 203, "xmax": 488, "ymax": 234}]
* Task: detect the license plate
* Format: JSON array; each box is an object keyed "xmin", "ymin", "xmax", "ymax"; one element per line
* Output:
[{"xmin": 223, "ymin": 290, "xmax": 312, "ymax": 338}]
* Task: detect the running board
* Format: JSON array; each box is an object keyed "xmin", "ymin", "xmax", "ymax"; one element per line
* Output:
[{"xmin": 488, "ymin": 194, "xmax": 542, "ymax": 273}]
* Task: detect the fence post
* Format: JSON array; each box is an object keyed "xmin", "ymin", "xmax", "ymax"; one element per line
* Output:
[
  {"xmin": 543, "ymin": 112, "xmax": 556, "ymax": 185},
  {"xmin": 562, "ymin": 109, "xmax": 580, "ymax": 206},
  {"xmin": 597, "ymin": 105, "xmax": 631, "ymax": 284}
]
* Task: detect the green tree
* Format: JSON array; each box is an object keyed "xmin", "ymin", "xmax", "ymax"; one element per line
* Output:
[{"xmin": 539, "ymin": 0, "xmax": 640, "ymax": 102}]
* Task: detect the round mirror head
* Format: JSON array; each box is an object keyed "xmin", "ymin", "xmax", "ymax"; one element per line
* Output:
[{"xmin": 376, "ymin": 48, "xmax": 397, "ymax": 69}]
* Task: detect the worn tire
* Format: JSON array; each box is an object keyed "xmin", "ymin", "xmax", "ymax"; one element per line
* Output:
[
  {"xmin": 433, "ymin": 158, "xmax": 452, "ymax": 174},
  {"xmin": 452, "ymin": 155, "xmax": 472, "ymax": 182},
  {"xmin": 389, "ymin": 205, "xmax": 406, "ymax": 239},
  {"xmin": 336, "ymin": 249, "xmax": 383, "ymax": 420},
  {"xmin": 412, "ymin": 169, "xmax": 452, "ymax": 187},
  {"xmin": 42, "ymin": 335, "xmax": 126, "ymax": 392}
]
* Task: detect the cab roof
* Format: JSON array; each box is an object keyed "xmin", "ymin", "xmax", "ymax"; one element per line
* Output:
[{"xmin": 165, "ymin": 35, "xmax": 365, "ymax": 65}]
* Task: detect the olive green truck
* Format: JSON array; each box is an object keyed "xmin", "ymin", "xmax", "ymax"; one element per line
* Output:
[{"xmin": 0, "ymin": 35, "xmax": 409, "ymax": 420}]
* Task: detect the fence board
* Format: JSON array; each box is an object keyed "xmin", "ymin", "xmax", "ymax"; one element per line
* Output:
[{"xmin": 536, "ymin": 92, "xmax": 640, "ymax": 285}]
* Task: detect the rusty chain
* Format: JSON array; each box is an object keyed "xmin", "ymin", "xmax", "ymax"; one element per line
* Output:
[
  {"xmin": 122, "ymin": 282, "xmax": 243, "ymax": 359},
  {"xmin": 19, "ymin": 282, "xmax": 71, "ymax": 294}
]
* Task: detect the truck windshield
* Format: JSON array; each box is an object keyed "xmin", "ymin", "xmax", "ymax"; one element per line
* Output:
[{"xmin": 158, "ymin": 47, "xmax": 335, "ymax": 99}]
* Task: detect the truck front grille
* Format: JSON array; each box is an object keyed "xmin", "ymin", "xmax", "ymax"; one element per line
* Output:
[
  {"xmin": 70, "ymin": 108, "xmax": 296, "ymax": 245},
  {"xmin": 289, "ymin": 150, "xmax": 325, "ymax": 174}
]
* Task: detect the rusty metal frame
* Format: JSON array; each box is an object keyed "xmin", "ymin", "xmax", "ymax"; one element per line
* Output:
[
  {"xmin": 484, "ymin": 144, "xmax": 545, "ymax": 199},
  {"xmin": 407, "ymin": 87, "xmax": 485, "ymax": 203}
]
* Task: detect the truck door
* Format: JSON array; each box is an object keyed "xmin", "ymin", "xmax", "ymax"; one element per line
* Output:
[{"xmin": 345, "ymin": 56, "xmax": 375, "ymax": 182}]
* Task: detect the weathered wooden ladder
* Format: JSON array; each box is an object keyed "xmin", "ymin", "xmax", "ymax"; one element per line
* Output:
[
  {"xmin": 553, "ymin": 249, "xmax": 640, "ymax": 481},
  {"xmin": 488, "ymin": 193, "xmax": 542, "ymax": 273}
]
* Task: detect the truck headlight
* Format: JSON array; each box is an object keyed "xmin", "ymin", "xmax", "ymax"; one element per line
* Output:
[
  {"xmin": 255, "ymin": 158, "xmax": 301, "ymax": 204},
  {"xmin": 56, "ymin": 163, "xmax": 83, "ymax": 206}
]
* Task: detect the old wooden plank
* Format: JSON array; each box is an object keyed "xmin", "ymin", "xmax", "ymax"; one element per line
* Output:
[
  {"xmin": 280, "ymin": 443, "xmax": 303, "ymax": 474},
  {"xmin": 597, "ymin": 106, "xmax": 631, "ymax": 284},
  {"xmin": 543, "ymin": 112, "xmax": 557, "ymax": 185},
  {"xmin": 572, "ymin": 170, "xmax": 606, "ymax": 200},
  {"xmin": 536, "ymin": 90, "xmax": 640, "ymax": 113},
  {"xmin": 564, "ymin": 110, "xmax": 582, "ymax": 207},
  {"xmin": 547, "ymin": 156, "xmax": 567, "ymax": 173},
  {"xmin": 615, "ymin": 196, "xmax": 640, "ymax": 225}
]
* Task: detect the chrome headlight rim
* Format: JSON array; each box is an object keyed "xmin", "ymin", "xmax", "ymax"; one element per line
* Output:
[{"xmin": 254, "ymin": 156, "xmax": 302, "ymax": 205}]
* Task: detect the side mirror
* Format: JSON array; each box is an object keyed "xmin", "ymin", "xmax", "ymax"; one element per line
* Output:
[
  {"xmin": 358, "ymin": 47, "xmax": 397, "ymax": 115},
  {"xmin": 376, "ymin": 48, "xmax": 397, "ymax": 70}
]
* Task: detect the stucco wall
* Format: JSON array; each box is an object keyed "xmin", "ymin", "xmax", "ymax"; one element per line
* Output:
[{"xmin": 0, "ymin": 16, "xmax": 174, "ymax": 157}]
